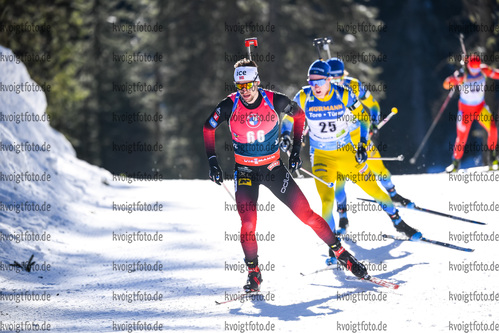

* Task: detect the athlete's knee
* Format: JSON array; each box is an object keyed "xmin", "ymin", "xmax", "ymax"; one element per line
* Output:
[
  {"xmin": 319, "ymin": 187, "xmax": 336, "ymax": 203},
  {"xmin": 302, "ymin": 210, "xmax": 325, "ymax": 229},
  {"xmin": 240, "ymin": 218, "xmax": 256, "ymax": 232},
  {"xmin": 291, "ymin": 201, "xmax": 315, "ymax": 224}
]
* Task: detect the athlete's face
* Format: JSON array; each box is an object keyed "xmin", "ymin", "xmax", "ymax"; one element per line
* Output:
[
  {"xmin": 331, "ymin": 75, "xmax": 344, "ymax": 85},
  {"xmin": 308, "ymin": 74, "xmax": 330, "ymax": 99},
  {"xmin": 467, "ymin": 65, "xmax": 481, "ymax": 75},
  {"xmin": 236, "ymin": 80, "xmax": 260, "ymax": 104}
]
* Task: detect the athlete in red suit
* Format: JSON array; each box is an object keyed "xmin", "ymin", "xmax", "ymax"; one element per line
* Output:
[
  {"xmin": 203, "ymin": 59, "xmax": 368, "ymax": 292},
  {"xmin": 444, "ymin": 55, "xmax": 499, "ymax": 172}
]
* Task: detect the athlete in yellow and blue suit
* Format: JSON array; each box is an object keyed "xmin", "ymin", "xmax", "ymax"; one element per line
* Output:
[
  {"xmin": 281, "ymin": 60, "xmax": 421, "ymax": 247},
  {"xmin": 326, "ymin": 58, "xmax": 414, "ymax": 234}
]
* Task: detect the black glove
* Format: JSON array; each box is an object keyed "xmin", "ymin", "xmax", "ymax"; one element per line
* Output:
[
  {"xmin": 355, "ymin": 142, "xmax": 368, "ymax": 164},
  {"xmin": 279, "ymin": 132, "xmax": 292, "ymax": 152},
  {"xmin": 208, "ymin": 157, "xmax": 223, "ymax": 185},
  {"xmin": 288, "ymin": 149, "xmax": 302, "ymax": 173}
]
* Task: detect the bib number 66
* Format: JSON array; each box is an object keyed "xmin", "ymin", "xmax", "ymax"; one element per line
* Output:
[{"xmin": 247, "ymin": 130, "xmax": 265, "ymax": 143}]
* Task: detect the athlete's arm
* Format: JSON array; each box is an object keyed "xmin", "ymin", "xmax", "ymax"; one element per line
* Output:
[
  {"xmin": 342, "ymin": 86, "xmax": 370, "ymax": 144},
  {"xmin": 203, "ymin": 97, "xmax": 233, "ymax": 159},
  {"xmin": 274, "ymin": 93, "xmax": 305, "ymax": 153},
  {"xmin": 281, "ymin": 114, "xmax": 294, "ymax": 137},
  {"xmin": 359, "ymin": 90, "xmax": 380, "ymax": 125},
  {"xmin": 481, "ymin": 64, "xmax": 499, "ymax": 80},
  {"xmin": 280, "ymin": 90, "xmax": 306, "ymax": 137}
]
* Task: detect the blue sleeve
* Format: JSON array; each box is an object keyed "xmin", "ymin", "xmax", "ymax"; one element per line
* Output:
[
  {"xmin": 281, "ymin": 116, "xmax": 293, "ymax": 135},
  {"xmin": 357, "ymin": 81, "xmax": 367, "ymax": 99},
  {"xmin": 345, "ymin": 87, "xmax": 370, "ymax": 144}
]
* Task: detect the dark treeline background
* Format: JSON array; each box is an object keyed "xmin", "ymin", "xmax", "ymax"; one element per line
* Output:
[{"xmin": 1, "ymin": 0, "xmax": 498, "ymax": 179}]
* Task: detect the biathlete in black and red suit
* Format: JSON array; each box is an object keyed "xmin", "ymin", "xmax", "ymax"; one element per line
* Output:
[{"xmin": 203, "ymin": 58, "xmax": 368, "ymax": 292}]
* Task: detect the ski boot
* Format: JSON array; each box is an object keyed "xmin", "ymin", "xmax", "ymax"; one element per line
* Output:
[
  {"xmin": 389, "ymin": 211, "xmax": 422, "ymax": 241},
  {"xmin": 243, "ymin": 257, "xmax": 262, "ymax": 293},
  {"xmin": 336, "ymin": 208, "xmax": 349, "ymax": 235},
  {"xmin": 329, "ymin": 237, "xmax": 368, "ymax": 279},
  {"xmin": 325, "ymin": 247, "xmax": 337, "ymax": 266},
  {"xmin": 445, "ymin": 159, "xmax": 460, "ymax": 173},
  {"xmin": 387, "ymin": 187, "xmax": 414, "ymax": 208}
]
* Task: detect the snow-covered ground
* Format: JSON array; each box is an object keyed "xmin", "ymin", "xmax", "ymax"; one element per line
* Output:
[{"xmin": 1, "ymin": 45, "xmax": 498, "ymax": 332}]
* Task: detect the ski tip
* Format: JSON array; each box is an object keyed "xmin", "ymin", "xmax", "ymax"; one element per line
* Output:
[
  {"xmin": 382, "ymin": 234, "xmax": 407, "ymax": 241},
  {"xmin": 356, "ymin": 197, "xmax": 374, "ymax": 203},
  {"xmin": 362, "ymin": 275, "xmax": 400, "ymax": 289}
]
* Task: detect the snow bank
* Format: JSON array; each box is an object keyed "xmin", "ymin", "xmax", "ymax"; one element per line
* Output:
[{"xmin": 0, "ymin": 45, "xmax": 111, "ymax": 262}]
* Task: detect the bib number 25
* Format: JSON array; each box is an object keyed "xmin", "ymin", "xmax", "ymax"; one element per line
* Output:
[{"xmin": 320, "ymin": 121, "xmax": 336, "ymax": 133}]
